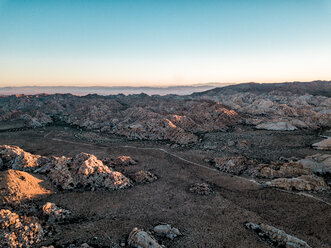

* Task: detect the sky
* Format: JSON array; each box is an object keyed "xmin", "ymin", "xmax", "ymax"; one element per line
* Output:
[{"xmin": 0, "ymin": 0, "xmax": 331, "ymax": 87}]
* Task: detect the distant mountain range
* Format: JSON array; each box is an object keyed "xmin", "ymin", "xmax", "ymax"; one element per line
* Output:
[
  {"xmin": 191, "ymin": 80, "xmax": 331, "ymax": 98},
  {"xmin": 0, "ymin": 83, "xmax": 231, "ymax": 96},
  {"xmin": 0, "ymin": 81, "xmax": 330, "ymax": 96}
]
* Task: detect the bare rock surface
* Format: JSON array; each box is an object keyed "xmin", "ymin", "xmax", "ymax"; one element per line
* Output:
[
  {"xmin": 0, "ymin": 209, "xmax": 44, "ymax": 248},
  {"xmin": 0, "ymin": 169, "xmax": 52, "ymax": 204},
  {"xmin": 265, "ymin": 175, "xmax": 328, "ymax": 191},
  {"xmin": 128, "ymin": 227, "xmax": 163, "ymax": 248},
  {"xmin": 245, "ymin": 222, "xmax": 311, "ymax": 248}
]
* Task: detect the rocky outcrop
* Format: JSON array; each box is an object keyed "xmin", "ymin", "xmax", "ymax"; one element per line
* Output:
[
  {"xmin": 113, "ymin": 156, "xmax": 137, "ymax": 166},
  {"xmin": 42, "ymin": 202, "xmax": 71, "ymax": 222},
  {"xmin": 0, "ymin": 145, "xmax": 132, "ymax": 191},
  {"xmin": 312, "ymin": 137, "xmax": 331, "ymax": 151},
  {"xmin": 128, "ymin": 227, "xmax": 163, "ymax": 248},
  {"xmin": 41, "ymin": 243, "xmax": 91, "ymax": 248},
  {"xmin": 265, "ymin": 175, "xmax": 328, "ymax": 191},
  {"xmin": 0, "ymin": 170, "xmax": 52, "ymax": 204},
  {"xmin": 213, "ymin": 156, "xmax": 249, "ymax": 175},
  {"xmin": 299, "ymin": 154, "xmax": 331, "ymax": 175},
  {"xmin": 0, "ymin": 209, "xmax": 44, "ymax": 248},
  {"xmin": 132, "ymin": 170, "xmax": 158, "ymax": 183},
  {"xmin": 192, "ymin": 83, "xmax": 331, "ymax": 131},
  {"xmin": 153, "ymin": 224, "xmax": 181, "ymax": 240},
  {"xmin": 47, "ymin": 153, "xmax": 132, "ymax": 190},
  {"xmin": 189, "ymin": 183, "xmax": 213, "ymax": 195},
  {"xmin": 0, "ymin": 145, "xmax": 41, "ymax": 171},
  {"xmin": 0, "ymin": 94, "xmax": 239, "ymax": 144},
  {"xmin": 245, "ymin": 222, "xmax": 311, "ymax": 248},
  {"xmin": 254, "ymin": 162, "xmax": 311, "ymax": 179}
]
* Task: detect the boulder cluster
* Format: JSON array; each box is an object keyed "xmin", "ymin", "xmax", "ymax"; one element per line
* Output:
[
  {"xmin": 211, "ymin": 154, "xmax": 330, "ymax": 192},
  {"xmin": 128, "ymin": 224, "xmax": 181, "ymax": 248},
  {"xmin": 0, "ymin": 94, "xmax": 239, "ymax": 144},
  {"xmin": 0, "ymin": 145, "xmax": 131, "ymax": 191},
  {"xmin": 1, "ymin": 82, "xmax": 330, "ymax": 143},
  {"xmin": 193, "ymin": 82, "xmax": 331, "ymax": 131},
  {"xmin": 42, "ymin": 202, "xmax": 71, "ymax": 222},
  {"xmin": 0, "ymin": 209, "xmax": 44, "ymax": 248}
]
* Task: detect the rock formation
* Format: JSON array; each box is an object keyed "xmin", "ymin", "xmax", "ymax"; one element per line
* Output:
[
  {"xmin": 0, "ymin": 145, "xmax": 41, "ymax": 171},
  {"xmin": 128, "ymin": 227, "xmax": 163, "ymax": 248},
  {"xmin": 254, "ymin": 162, "xmax": 311, "ymax": 179},
  {"xmin": 113, "ymin": 156, "xmax": 137, "ymax": 166},
  {"xmin": 0, "ymin": 145, "xmax": 132, "ymax": 191},
  {"xmin": 299, "ymin": 154, "xmax": 331, "ymax": 176},
  {"xmin": 245, "ymin": 222, "xmax": 311, "ymax": 248},
  {"xmin": 189, "ymin": 183, "xmax": 213, "ymax": 195},
  {"xmin": 0, "ymin": 209, "xmax": 44, "ymax": 248},
  {"xmin": 42, "ymin": 202, "xmax": 71, "ymax": 222},
  {"xmin": 312, "ymin": 137, "xmax": 331, "ymax": 151},
  {"xmin": 265, "ymin": 175, "xmax": 328, "ymax": 191},
  {"xmin": 255, "ymin": 121, "xmax": 297, "ymax": 131},
  {"xmin": 47, "ymin": 153, "xmax": 132, "ymax": 190},
  {"xmin": 0, "ymin": 94, "xmax": 239, "ymax": 144},
  {"xmin": 132, "ymin": 170, "xmax": 158, "ymax": 183},
  {"xmin": 0, "ymin": 170, "xmax": 52, "ymax": 204},
  {"xmin": 153, "ymin": 224, "xmax": 181, "ymax": 240},
  {"xmin": 213, "ymin": 156, "xmax": 249, "ymax": 175}
]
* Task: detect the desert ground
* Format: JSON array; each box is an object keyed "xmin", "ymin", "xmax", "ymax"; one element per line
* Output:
[{"xmin": 0, "ymin": 82, "xmax": 330, "ymax": 248}]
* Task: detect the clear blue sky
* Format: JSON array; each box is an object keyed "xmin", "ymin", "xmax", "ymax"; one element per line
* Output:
[{"xmin": 0, "ymin": 0, "xmax": 331, "ymax": 86}]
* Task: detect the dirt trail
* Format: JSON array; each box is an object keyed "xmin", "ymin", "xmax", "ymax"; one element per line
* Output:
[{"xmin": 51, "ymin": 137, "xmax": 331, "ymax": 207}]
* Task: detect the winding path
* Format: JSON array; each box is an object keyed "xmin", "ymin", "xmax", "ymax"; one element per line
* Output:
[{"xmin": 51, "ymin": 137, "xmax": 331, "ymax": 206}]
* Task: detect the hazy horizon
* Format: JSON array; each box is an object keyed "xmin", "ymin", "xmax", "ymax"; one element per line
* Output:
[{"xmin": 1, "ymin": 0, "xmax": 331, "ymax": 87}]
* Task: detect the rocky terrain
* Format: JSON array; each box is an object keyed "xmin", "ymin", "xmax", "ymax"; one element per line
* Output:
[{"xmin": 0, "ymin": 81, "xmax": 330, "ymax": 247}]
